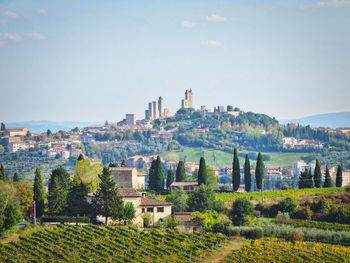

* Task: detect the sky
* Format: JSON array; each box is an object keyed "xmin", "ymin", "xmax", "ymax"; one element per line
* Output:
[{"xmin": 0, "ymin": 0, "xmax": 349, "ymax": 123}]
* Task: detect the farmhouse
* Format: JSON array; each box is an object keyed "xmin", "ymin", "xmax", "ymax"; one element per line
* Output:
[
  {"xmin": 110, "ymin": 167, "xmax": 146, "ymax": 190},
  {"xmin": 169, "ymin": 182, "xmax": 198, "ymax": 192}
]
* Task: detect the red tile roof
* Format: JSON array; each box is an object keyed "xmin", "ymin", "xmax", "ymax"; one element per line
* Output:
[
  {"xmin": 118, "ymin": 188, "xmax": 142, "ymax": 197},
  {"xmin": 140, "ymin": 197, "xmax": 172, "ymax": 207}
]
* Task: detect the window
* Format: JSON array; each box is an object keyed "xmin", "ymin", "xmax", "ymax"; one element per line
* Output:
[
  {"xmin": 157, "ymin": 207, "xmax": 164, "ymax": 213},
  {"xmin": 147, "ymin": 207, "xmax": 154, "ymax": 212}
]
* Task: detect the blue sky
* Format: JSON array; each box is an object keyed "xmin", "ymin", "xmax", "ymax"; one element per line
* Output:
[{"xmin": 0, "ymin": 0, "xmax": 349, "ymax": 122}]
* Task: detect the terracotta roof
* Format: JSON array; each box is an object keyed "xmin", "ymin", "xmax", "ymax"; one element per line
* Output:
[
  {"xmin": 141, "ymin": 197, "xmax": 172, "ymax": 207},
  {"xmin": 170, "ymin": 182, "xmax": 198, "ymax": 187},
  {"xmin": 118, "ymin": 188, "xmax": 142, "ymax": 197},
  {"xmin": 173, "ymin": 212, "xmax": 192, "ymax": 222}
]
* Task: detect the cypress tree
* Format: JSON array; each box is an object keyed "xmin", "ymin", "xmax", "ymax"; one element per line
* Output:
[
  {"xmin": 323, "ymin": 165, "xmax": 332, "ymax": 188},
  {"xmin": 77, "ymin": 154, "xmax": 84, "ymax": 161},
  {"xmin": 121, "ymin": 160, "xmax": 126, "ymax": 167},
  {"xmin": 33, "ymin": 167, "xmax": 45, "ymax": 218},
  {"xmin": 255, "ymin": 152, "xmax": 265, "ymax": 201},
  {"xmin": 166, "ymin": 169, "xmax": 174, "ymax": 189},
  {"xmin": 232, "ymin": 148, "xmax": 240, "ymax": 192},
  {"xmin": 92, "ymin": 166, "xmax": 123, "ymax": 224},
  {"xmin": 298, "ymin": 169, "xmax": 309, "ymax": 189},
  {"xmin": 148, "ymin": 159, "xmax": 157, "ymax": 190},
  {"xmin": 198, "ymin": 157, "xmax": 208, "ymax": 185},
  {"xmin": 0, "ymin": 164, "xmax": 5, "ymax": 181},
  {"xmin": 307, "ymin": 168, "xmax": 314, "ymax": 188},
  {"xmin": 314, "ymin": 159, "xmax": 322, "ymax": 188},
  {"xmin": 176, "ymin": 160, "xmax": 186, "ymax": 182},
  {"xmin": 336, "ymin": 165, "xmax": 343, "ymax": 187},
  {"xmin": 154, "ymin": 156, "xmax": 164, "ymax": 194},
  {"xmin": 13, "ymin": 172, "xmax": 19, "ymax": 182},
  {"xmin": 244, "ymin": 154, "xmax": 251, "ymax": 192}
]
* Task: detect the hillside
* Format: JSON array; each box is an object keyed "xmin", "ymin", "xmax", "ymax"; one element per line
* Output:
[
  {"xmin": 280, "ymin": 112, "xmax": 350, "ymax": 129},
  {"xmin": 0, "ymin": 225, "xmax": 225, "ymax": 262}
]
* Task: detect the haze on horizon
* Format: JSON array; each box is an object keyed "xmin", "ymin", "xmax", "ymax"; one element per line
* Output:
[{"xmin": 1, "ymin": 0, "xmax": 349, "ymax": 123}]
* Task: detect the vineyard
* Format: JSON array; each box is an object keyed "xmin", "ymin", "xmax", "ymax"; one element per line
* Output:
[
  {"xmin": 0, "ymin": 225, "xmax": 226, "ymax": 262},
  {"xmin": 215, "ymin": 187, "xmax": 348, "ymax": 203},
  {"xmin": 271, "ymin": 219, "xmax": 350, "ymax": 232},
  {"xmin": 224, "ymin": 238, "xmax": 350, "ymax": 263}
]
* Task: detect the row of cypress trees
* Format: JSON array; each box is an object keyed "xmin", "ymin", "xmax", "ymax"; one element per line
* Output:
[{"xmin": 298, "ymin": 160, "xmax": 343, "ymax": 189}]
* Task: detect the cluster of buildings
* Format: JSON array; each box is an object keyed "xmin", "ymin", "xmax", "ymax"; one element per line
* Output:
[
  {"xmin": 145, "ymin": 96, "xmax": 170, "ymax": 120},
  {"xmin": 283, "ymin": 137, "xmax": 324, "ymax": 150}
]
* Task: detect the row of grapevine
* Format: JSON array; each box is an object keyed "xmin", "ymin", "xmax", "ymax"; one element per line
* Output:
[
  {"xmin": 272, "ymin": 218, "xmax": 350, "ymax": 232},
  {"xmin": 224, "ymin": 238, "xmax": 350, "ymax": 263},
  {"xmin": 0, "ymin": 225, "xmax": 226, "ymax": 262}
]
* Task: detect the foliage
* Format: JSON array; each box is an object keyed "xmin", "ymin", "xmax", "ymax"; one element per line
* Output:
[
  {"xmin": 74, "ymin": 158, "xmax": 102, "ymax": 191},
  {"xmin": 198, "ymin": 157, "xmax": 208, "ymax": 185},
  {"xmin": 33, "ymin": 167, "xmax": 45, "ymax": 218},
  {"xmin": 40, "ymin": 216, "xmax": 90, "ymax": 223},
  {"xmin": 255, "ymin": 152, "xmax": 265, "ymax": 191},
  {"xmin": 225, "ymin": 238, "xmax": 350, "ymax": 262},
  {"xmin": 92, "ymin": 166, "xmax": 123, "ymax": 224},
  {"xmin": 142, "ymin": 213, "xmax": 152, "ymax": 227},
  {"xmin": 12, "ymin": 181, "xmax": 33, "ymax": 216},
  {"xmin": 277, "ymin": 197, "xmax": 300, "ymax": 217},
  {"xmin": 148, "ymin": 156, "xmax": 164, "ymax": 194},
  {"xmin": 191, "ymin": 210, "xmax": 221, "ymax": 231},
  {"xmin": 175, "ymin": 160, "xmax": 186, "ymax": 182},
  {"xmin": 187, "ymin": 184, "xmax": 220, "ymax": 212},
  {"xmin": 324, "ymin": 165, "xmax": 332, "ymax": 188},
  {"xmin": 314, "ymin": 159, "xmax": 322, "ymax": 188},
  {"xmin": 298, "ymin": 168, "xmax": 313, "ymax": 189},
  {"xmin": 0, "ymin": 225, "xmax": 226, "ymax": 262},
  {"xmin": 0, "ymin": 164, "xmax": 4, "ymax": 181},
  {"xmin": 232, "ymin": 148, "xmax": 240, "ymax": 192},
  {"xmin": 229, "ymin": 198, "xmax": 255, "ymax": 226},
  {"xmin": 271, "ymin": 218, "xmax": 350, "ymax": 232},
  {"xmin": 244, "ymin": 154, "xmax": 251, "ymax": 192},
  {"xmin": 121, "ymin": 202, "xmax": 136, "ymax": 225},
  {"xmin": 310, "ymin": 198, "xmax": 330, "ymax": 213},
  {"xmin": 165, "ymin": 190, "xmax": 188, "ymax": 213},
  {"xmin": 47, "ymin": 166, "xmax": 71, "ymax": 215},
  {"xmin": 165, "ymin": 215, "xmax": 179, "ymax": 229},
  {"xmin": 166, "ymin": 169, "xmax": 174, "ymax": 189},
  {"xmin": 13, "ymin": 172, "xmax": 19, "ymax": 182},
  {"xmin": 336, "ymin": 165, "xmax": 343, "ymax": 187}
]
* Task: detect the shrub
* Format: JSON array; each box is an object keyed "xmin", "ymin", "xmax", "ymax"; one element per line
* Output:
[
  {"xmin": 310, "ymin": 198, "xmax": 330, "ymax": 213},
  {"xmin": 294, "ymin": 208, "xmax": 312, "ymax": 220},
  {"xmin": 240, "ymin": 227, "xmax": 264, "ymax": 239},
  {"xmin": 142, "ymin": 213, "xmax": 152, "ymax": 227},
  {"xmin": 285, "ymin": 232, "xmax": 304, "ymax": 243},
  {"xmin": 276, "ymin": 211, "xmax": 290, "ymax": 221},
  {"xmin": 278, "ymin": 198, "xmax": 299, "ymax": 217},
  {"xmin": 230, "ymin": 198, "xmax": 254, "ymax": 226}
]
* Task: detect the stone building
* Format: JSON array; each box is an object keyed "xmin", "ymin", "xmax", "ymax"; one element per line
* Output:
[
  {"xmin": 181, "ymin": 89, "xmax": 193, "ymax": 108},
  {"xmin": 110, "ymin": 167, "xmax": 146, "ymax": 189}
]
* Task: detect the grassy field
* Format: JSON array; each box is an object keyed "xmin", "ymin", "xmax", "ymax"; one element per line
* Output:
[{"xmin": 162, "ymin": 146, "xmax": 312, "ymax": 168}]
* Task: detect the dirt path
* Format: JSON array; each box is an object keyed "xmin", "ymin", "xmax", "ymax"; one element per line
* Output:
[
  {"xmin": 203, "ymin": 239, "xmax": 247, "ymax": 263},
  {"xmin": 1, "ymin": 234, "xmax": 19, "ymax": 244}
]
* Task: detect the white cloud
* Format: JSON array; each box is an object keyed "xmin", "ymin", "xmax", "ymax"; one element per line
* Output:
[
  {"xmin": 206, "ymin": 14, "xmax": 227, "ymax": 22},
  {"xmin": 25, "ymin": 32, "xmax": 46, "ymax": 40},
  {"xmin": 37, "ymin": 8, "xmax": 48, "ymax": 16},
  {"xmin": 202, "ymin": 40, "xmax": 223, "ymax": 47},
  {"xmin": 3, "ymin": 11, "xmax": 19, "ymax": 19},
  {"xmin": 182, "ymin": 20, "xmax": 195, "ymax": 28},
  {"xmin": 0, "ymin": 33, "xmax": 22, "ymax": 41},
  {"xmin": 317, "ymin": 0, "xmax": 350, "ymax": 7}
]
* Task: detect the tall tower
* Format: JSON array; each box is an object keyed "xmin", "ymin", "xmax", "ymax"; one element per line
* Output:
[
  {"xmin": 148, "ymin": 102, "xmax": 154, "ymax": 119},
  {"xmin": 152, "ymin": 101, "xmax": 159, "ymax": 119},
  {"xmin": 185, "ymin": 89, "xmax": 193, "ymax": 108},
  {"xmin": 158, "ymin": 96, "xmax": 164, "ymax": 117}
]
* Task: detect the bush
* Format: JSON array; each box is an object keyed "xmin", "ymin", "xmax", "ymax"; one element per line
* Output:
[
  {"xmin": 310, "ymin": 198, "xmax": 330, "ymax": 213},
  {"xmin": 294, "ymin": 208, "xmax": 313, "ymax": 220},
  {"xmin": 276, "ymin": 211, "xmax": 290, "ymax": 221},
  {"xmin": 142, "ymin": 213, "xmax": 152, "ymax": 227},
  {"xmin": 285, "ymin": 232, "xmax": 304, "ymax": 243},
  {"xmin": 278, "ymin": 198, "xmax": 299, "ymax": 217},
  {"xmin": 230, "ymin": 198, "xmax": 255, "ymax": 226},
  {"xmin": 240, "ymin": 227, "xmax": 264, "ymax": 239},
  {"xmin": 40, "ymin": 216, "xmax": 90, "ymax": 223}
]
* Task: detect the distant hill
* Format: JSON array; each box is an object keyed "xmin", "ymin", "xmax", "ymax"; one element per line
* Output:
[
  {"xmin": 280, "ymin": 112, "xmax": 350, "ymax": 129},
  {"xmin": 5, "ymin": 120, "xmax": 102, "ymax": 133}
]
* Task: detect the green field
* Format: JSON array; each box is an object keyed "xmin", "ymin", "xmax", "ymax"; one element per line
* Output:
[{"xmin": 162, "ymin": 146, "xmax": 312, "ymax": 168}]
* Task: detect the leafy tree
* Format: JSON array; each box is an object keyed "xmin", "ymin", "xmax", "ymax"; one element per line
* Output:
[
  {"xmin": 92, "ymin": 166, "xmax": 123, "ymax": 224},
  {"xmin": 187, "ymin": 184, "xmax": 215, "ymax": 212},
  {"xmin": 176, "ymin": 160, "xmax": 186, "ymax": 182},
  {"xmin": 336, "ymin": 165, "xmax": 343, "ymax": 187},
  {"xmin": 104, "ymin": 120, "xmax": 109, "ymax": 126},
  {"xmin": 46, "ymin": 129, "xmax": 52, "ymax": 136},
  {"xmin": 255, "ymin": 152, "xmax": 265, "ymax": 201},
  {"xmin": 229, "ymin": 198, "xmax": 254, "ymax": 226},
  {"xmin": 47, "ymin": 166, "xmax": 71, "ymax": 215},
  {"xmin": 244, "ymin": 154, "xmax": 251, "ymax": 192},
  {"xmin": 165, "ymin": 190, "xmax": 188, "ymax": 212},
  {"xmin": 278, "ymin": 197, "xmax": 299, "ymax": 217},
  {"xmin": 13, "ymin": 172, "xmax": 19, "ymax": 182},
  {"xmin": 13, "ymin": 181, "xmax": 33, "ymax": 216},
  {"xmin": 0, "ymin": 122, "xmax": 5, "ymax": 131},
  {"xmin": 232, "ymin": 148, "xmax": 240, "ymax": 192},
  {"xmin": 191, "ymin": 210, "xmax": 221, "ymax": 231},
  {"xmin": 66, "ymin": 175, "xmax": 92, "ymax": 224},
  {"xmin": 0, "ymin": 199, "xmax": 22, "ymax": 235},
  {"xmin": 323, "ymin": 165, "xmax": 332, "ymax": 188},
  {"xmin": 0, "ymin": 164, "xmax": 5, "ymax": 181},
  {"xmin": 166, "ymin": 169, "xmax": 174, "ymax": 189},
  {"xmin": 74, "ymin": 157, "xmax": 102, "ymax": 191},
  {"xmin": 33, "ymin": 167, "xmax": 45, "ymax": 218},
  {"xmin": 314, "ymin": 159, "xmax": 322, "ymax": 188},
  {"xmin": 121, "ymin": 160, "xmax": 126, "ymax": 167},
  {"xmin": 198, "ymin": 157, "xmax": 208, "ymax": 185},
  {"xmin": 121, "ymin": 202, "xmax": 136, "ymax": 225}
]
